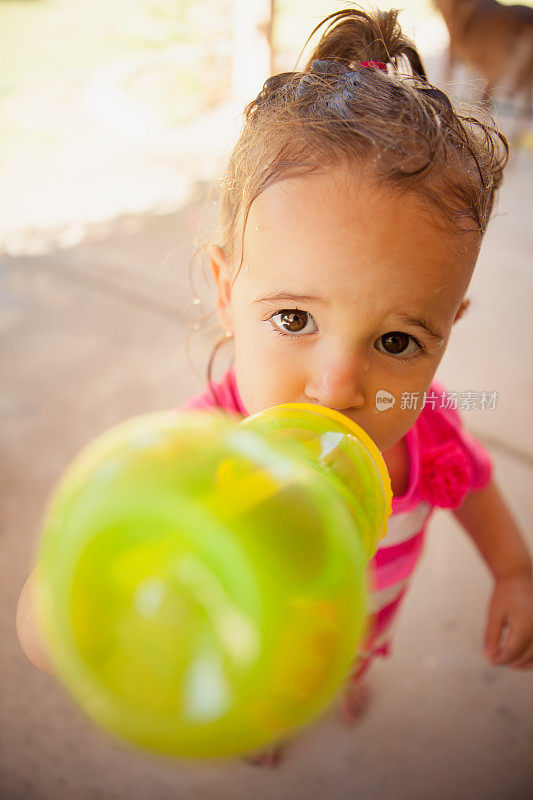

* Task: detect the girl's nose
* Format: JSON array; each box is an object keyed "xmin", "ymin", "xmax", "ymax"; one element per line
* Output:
[{"xmin": 304, "ymin": 357, "xmax": 366, "ymax": 412}]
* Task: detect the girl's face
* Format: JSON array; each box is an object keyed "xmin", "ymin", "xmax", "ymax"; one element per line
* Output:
[{"xmin": 210, "ymin": 165, "xmax": 481, "ymax": 452}]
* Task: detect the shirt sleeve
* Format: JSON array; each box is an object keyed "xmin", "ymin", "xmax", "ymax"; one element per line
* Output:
[
  {"xmin": 178, "ymin": 388, "xmax": 219, "ymax": 412},
  {"xmin": 176, "ymin": 368, "xmax": 245, "ymax": 418},
  {"xmin": 417, "ymin": 381, "xmax": 493, "ymax": 509},
  {"xmin": 437, "ymin": 404, "xmax": 493, "ymax": 491}
]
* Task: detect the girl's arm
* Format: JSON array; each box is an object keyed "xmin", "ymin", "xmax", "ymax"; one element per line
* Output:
[
  {"xmin": 16, "ymin": 566, "xmax": 55, "ymax": 674},
  {"xmin": 452, "ymin": 478, "xmax": 531, "ymax": 580},
  {"xmin": 452, "ymin": 478, "xmax": 533, "ymax": 668}
]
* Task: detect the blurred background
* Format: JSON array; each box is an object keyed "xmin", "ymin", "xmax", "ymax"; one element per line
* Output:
[{"xmin": 1, "ymin": 1, "xmax": 532, "ymax": 799}]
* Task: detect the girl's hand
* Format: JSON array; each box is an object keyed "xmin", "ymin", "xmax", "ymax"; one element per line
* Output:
[{"xmin": 484, "ymin": 573, "xmax": 533, "ymax": 669}]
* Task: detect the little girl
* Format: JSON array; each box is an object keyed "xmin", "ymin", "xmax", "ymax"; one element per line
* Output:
[
  {"xmin": 178, "ymin": 6, "xmax": 533, "ymax": 764},
  {"xmin": 17, "ymin": 5, "xmax": 533, "ymax": 769}
]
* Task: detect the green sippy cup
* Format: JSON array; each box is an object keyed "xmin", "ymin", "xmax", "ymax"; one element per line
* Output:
[{"xmin": 35, "ymin": 404, "xmax": 391, "ymax": 760}]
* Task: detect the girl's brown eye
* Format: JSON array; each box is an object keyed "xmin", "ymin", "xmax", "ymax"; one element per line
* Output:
[
  {"xmin": 377, "ymin": 332, "xmax": 419, "ymax": 357},
  {"xmin": 381, "ymin": 332, "xmax": 409, "ymax": 354},
  {"xmin": 269, "ymin": 309, "xmax": 317, "ymax": 336},
  {"xmin": 280, "ymin": 310, "xmax": 307, "ymax": 332}
]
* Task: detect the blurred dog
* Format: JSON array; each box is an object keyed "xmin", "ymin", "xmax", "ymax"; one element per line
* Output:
[{"xmin": 434, "ymin": 0, "xmax": 533, "ymax": 136}]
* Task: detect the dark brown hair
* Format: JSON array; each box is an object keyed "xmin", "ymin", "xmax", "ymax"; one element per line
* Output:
[{"xmin": 187, "ymin": 6, "xmax": 508, "ymax": 406}]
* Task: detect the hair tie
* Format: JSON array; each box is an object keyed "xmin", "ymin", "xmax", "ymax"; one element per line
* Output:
[{"xmin": 359, "ymin": 61, "xmax": 388, "ymax": 71}]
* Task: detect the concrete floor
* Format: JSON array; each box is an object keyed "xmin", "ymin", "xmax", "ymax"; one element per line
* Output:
[{"xmin": 2, "ymin": 118, "xmax": 533, "ymax": 800}]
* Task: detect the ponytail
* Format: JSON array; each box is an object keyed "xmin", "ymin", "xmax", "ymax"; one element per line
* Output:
[{"xmin": 298, "ymin": 8, "xmax": 427, "ymax": 81}]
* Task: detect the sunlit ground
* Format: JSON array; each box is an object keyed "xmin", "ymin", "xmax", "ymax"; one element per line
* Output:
[{"xmin": 1, "ymin": 0, "xmax": 530, "ymax": 255}]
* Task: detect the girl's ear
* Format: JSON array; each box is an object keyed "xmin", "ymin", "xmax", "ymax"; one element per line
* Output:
[
  {"xmin": 453, "ymin": 297, "xmax": 471, "ymax": 323},
  {"xmin": 209, "ymin": 245, "xmax": 234, "ymax": 332}
]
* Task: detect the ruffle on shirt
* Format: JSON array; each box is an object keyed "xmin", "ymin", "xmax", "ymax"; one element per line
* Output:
[
  {"xmin": 418, "ymin": 438, "xmax": 474, "ymax": 509},
  {"xmin": 415, "ymin": 380, "xmax": 493, "ymax": 509}
]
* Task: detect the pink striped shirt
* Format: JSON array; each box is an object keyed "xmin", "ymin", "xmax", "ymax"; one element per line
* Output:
[{"xmin": 178, "ymin": 367, "xmax": 493, "ymax": 676}]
